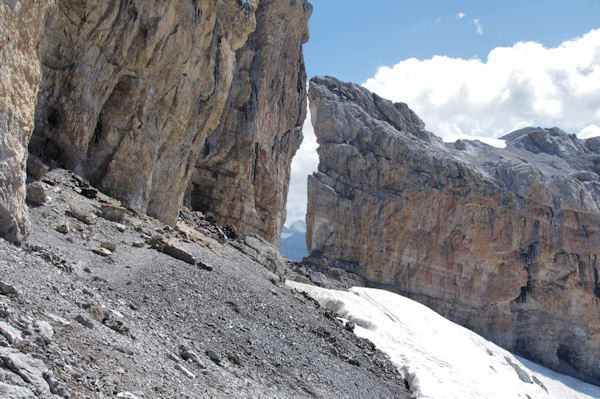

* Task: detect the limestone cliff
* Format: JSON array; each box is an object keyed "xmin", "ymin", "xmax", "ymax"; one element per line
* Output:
[
  {"xmin": 30, "ymin": 0, "xmax": 258, "ymax": 225},
  {"xmin": 306, "ymin": 76, "xmax": 600, "ymax": 383},
  {"xmin": 0, "ymin": 0, "xmax": 51, "ymax": 244},
  {"xmin": 187, "ymin": 0, "xmax": 311, "ymax": 244}
]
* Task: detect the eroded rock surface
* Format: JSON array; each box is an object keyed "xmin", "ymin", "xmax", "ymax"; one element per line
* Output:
[
  {"xmin": 187, "ymin": 0, "xmax": 311, "ymax": 244},
  {"xmin": 0, "ymin": 0, "xmax": 51, "ymax": 244},
  {"xmin": 306, "ymin": 76, "xmax": 600, "ymax": 383},
  {"xmin": 30, "ymin": 0, "xmax": 258, "ymax": 225}
]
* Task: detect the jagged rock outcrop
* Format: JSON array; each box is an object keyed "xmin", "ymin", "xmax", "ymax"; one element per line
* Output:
[
  {"xmin": 186, "ymin": 0, "xmax": 311, "ymax": 244},
  {"xmin": 30, "ymin": 0, "xmax": 258, "ymax": 225},
  {"xmin": 0, "ymin": 0, "xmax": 51, "ymax": 244},
  {"xmin": 306, "ymin": 76, "xmax": 600, "ymax": 383}
]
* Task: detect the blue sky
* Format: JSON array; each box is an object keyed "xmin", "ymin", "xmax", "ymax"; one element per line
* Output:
[
  {"xmin": 286, "ymin": 1, "xmax": 600, "ymax": 225},
  {"xmin": 305, "ymin": 0, "xmax": 600, "ymax": 84}
]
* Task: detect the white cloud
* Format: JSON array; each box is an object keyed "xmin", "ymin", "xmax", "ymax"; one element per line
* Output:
[
  {"xmin": 285, "ymin": 108, "xmax": 319, "ymax": 225},
  {"xmin": 578, "ymin": 124, "xmax": 600, "ymax": 139},
  {"xmin": 363, "ymin": 28, "xmax": 600, "ymax": 142},
  {"xmin": 456, "ymin": 12, "xmax": 466, "ymax": 20},
  {"xmin": 473, "ymin": 18, "xmax": 484, "ymax": 35}
]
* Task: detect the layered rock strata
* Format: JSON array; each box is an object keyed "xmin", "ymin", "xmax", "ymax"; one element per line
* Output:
[
  {"xmin": 0, "ymin": 0, "xmax": 51, "ymax": 244},
  {"xmin": 306, "ymin": 76, "xmax": 600, "ymax": 383},
  {"xmin": 187, "ymin": 0, "xmax": 311, "ymax": 244},
  {"xmin": 30, "ymin": 0, "xmax": 258, "ymax": 225}
]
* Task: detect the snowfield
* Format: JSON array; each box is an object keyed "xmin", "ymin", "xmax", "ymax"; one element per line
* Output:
[{"xmin": 286, "ymin": 281, "xmax": 600, "ymax": 399}]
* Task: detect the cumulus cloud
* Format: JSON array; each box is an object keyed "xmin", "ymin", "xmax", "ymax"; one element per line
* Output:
[
  {"xmin": 472, "ymin": 19, "xmax": 484, "ymax": 35},
  {"xmin": 285, "ymin": 109, "xmax": 319, "ymax": 225},
  {"xmin": 363, "ymin": 28, "xmax": 600, "ymax": 141},
  {"xmin": 456, "ymin": 12, "xmax": 466, "ymax": 20}
]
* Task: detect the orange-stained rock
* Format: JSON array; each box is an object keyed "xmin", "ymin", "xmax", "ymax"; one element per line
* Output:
[{"xmin": 307, "ymin": 76, "xmax": 600, "ymax": 384}]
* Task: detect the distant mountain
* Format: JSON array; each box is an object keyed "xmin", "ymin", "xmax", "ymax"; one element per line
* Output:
[{"xmin": 280, "ymin": 220, "xmax": 308, "ymax": 261}]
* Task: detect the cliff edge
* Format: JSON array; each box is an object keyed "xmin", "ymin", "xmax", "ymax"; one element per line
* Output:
[{"xmin": 306, "ymin": 76, "xmax": 600, "ymax": 383}]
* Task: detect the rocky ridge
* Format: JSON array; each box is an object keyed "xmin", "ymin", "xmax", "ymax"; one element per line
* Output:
[
  {"xmin": 305, "ymin": 76, "xmax": 600, "ymax": 384},
  {"xmin": 0, "ymin": 164, "xmax": 409, "ymax": 398}
]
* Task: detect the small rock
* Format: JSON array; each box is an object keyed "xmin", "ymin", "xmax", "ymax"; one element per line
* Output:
[
  {"xmin": 197, "ymin": 260, "xmax": 213, "ymax": 271},
  {"xmin": 0, "ymin": 321, "xmax": 23, "ymax": 345},
  {"xmin": 33, "ymin": 320, "xmax": 54, "ymax": 343},
  {"xmin": 228, "ymin": 352, "xmax": 241, "ymax": 365},
  {"xmin": 345, "ymin": 321, "xmax": 355, "ymax": 332},
  {"xmin": 74, "ymin": 314, "xmax": 94, "ymax": 329},
  {"xmin": 80, "ymin": 187, "xmax": 98, "ymax": 199},
  {"xmin": 43, "ymin": 371, "xmax": 70, "ymax": 398},
  {"xmin": 26, "ymin": 182, "xmax": 47, "ymax": 206},
  {"xmin": 162, "ymin": 243, "xmax": 196, "ymax": 265},
  {"xmin": 46, "ymin": 313, "xmax": 70, "ymax": 326},
  {"xmin": 27, "ymin": 153, "xmax": 49, "ymax": 180},
  {"xmin": 92, "ymin": 247, "xmax": 112, "ymax": 257},
  {"xmin": 100, "ymin": 203, "xmax": 126, "ymax": 223},
  {"xmin": 179, "ymin": 345, "xmax": 206, "ymax": 368},
  {"xmin": 104, "ymin": 318, "xmax": 130, "ymax": 336},
  {"xmin": 101, "ymin": 242, "xmax": 116, "ymax": 252},
  {"xmin": 205, "ymin": 350, "xmax": 222, "ymax": 366},
  {"xmin": 55, "ymin": 224, "xmax": 69, "ymax": 234},
  {"xmin": 174, "ymin": 363, "xmax": 196, "ymax": 379},
  {"xmin": 115, "ymin": 223, "xmax": 127, "ymax": 232},
  {"xmin": 132, "ymin": 241, "xmax": 145, "ymax": 248},
  {"xmin": 116, "ymin": 392, "xmax": 141, "ymax": 399},
  {"xmin": 68, "ymin": 205, "xmax": 94, "ymax": 225},
  {"xmin": 167, "ymin": 352, "xmax": 179, "ymax": 362},
  {"xmin": 89, "ymin": 306, "xmax": 107, "ymax": 323},
  {"xmin": 223, "ymin": 224, "xmax": 238, "ymax": 240},
  {"xmin": 0, "ymin": 281, "xmax": 19, "ymax": 297}
]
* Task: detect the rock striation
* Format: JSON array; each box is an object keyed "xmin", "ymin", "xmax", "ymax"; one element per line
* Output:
[
  {"xmin": 187, "ymin": 0, "xmax": 311, "ymax": 244},
  {"xmin": 0, "ymin": 0, "xmax": 51, "ymax": 244},
  {"xmin": 30, "ymin": 0, "xmax": 258, "ymax": 225},
  {"xmin": 306, "ymin": 76, "xmax": 600, "ymax": 383}
]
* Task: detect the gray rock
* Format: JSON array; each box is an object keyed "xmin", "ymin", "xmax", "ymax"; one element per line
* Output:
[
  {"xmin": 0, "ymin": 322, "xmax": 23, "ymax": 345},
  {"xmin": 26, "ymin": 182, "xmax": 46, "ymax": 206},
  {"xmin": 174, "ymin": 363, "xmax": 195, "ymax": 379},
  {"xmin": 101, "ymin": 242, "xmax": 116, "ymax": 252},
  {"xmin": 33, "ymin": 320, "xmax": 54, "ymax": 343},
  {"xmin": 74, "ymin": 314, "xmax": 94, "ymax": 329},
  {"xmin": 0, "ymin": 282, "xmax": 19, "ymax": 297},
  {"xmin": 26, "ymin": 154, "xmax": 49, "ymax": 181},
  {"xmin": 100, "ymin": 204, "xmax": 126, "ymax": 223},
  {"xmin": 54, "ymin": 224, "xmax": 69, "ymax": 235},
  {"xmin": 67, "ymin": 205, "xmax": 94, "ymax": 225}
]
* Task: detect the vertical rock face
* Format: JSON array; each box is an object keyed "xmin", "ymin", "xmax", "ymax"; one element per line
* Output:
[
  {"xmin": 0, "ymin": 0, "xmax": 51, "ymax": 244},
  {"xmin": 187, "ymin": 0, "xmax": 312, "ymax": 244},
  {"xmin": 30, "ymin": 0, "xmax": 258, "ymax": 224},
  {"xmin": 307, "ymin": 76, "xmax": 600, "ymax": 383}
]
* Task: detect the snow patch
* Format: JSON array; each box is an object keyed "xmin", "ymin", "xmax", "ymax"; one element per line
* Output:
[{"xmin": 287, "ymin": 281, "xmax": 600, "ymax": 399}]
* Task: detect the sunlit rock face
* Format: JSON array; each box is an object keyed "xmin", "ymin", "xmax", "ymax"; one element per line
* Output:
[
  {"xmin": 0, "ymin": 0, "xmax": 52, "ymax": 244},
  {"xmin": 306, "ymin": 76, "xmax": 600, "ymax": 384},
  {"xmin": 187, "ymin": 0, "xmax": 312, "ymax": 244},
  {"xmin": 30, "ymin": 0, "xmax": 257, "ymax": 225}
]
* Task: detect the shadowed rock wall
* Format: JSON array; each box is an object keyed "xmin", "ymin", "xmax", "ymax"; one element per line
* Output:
[
  {"xmin": 187, "ymin": 0, "xmax": 311, "ymax": 244},
  {"xmin": 307, "ymin": 76, "xmax": 600, "ymax": 383},
  {"xmin": 30, "ymin": 0, "xmax": 258, "ymax": 225},
  {"xmin": 0, "ymin": 0, "xmax": 51, "ymax": 244}
]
